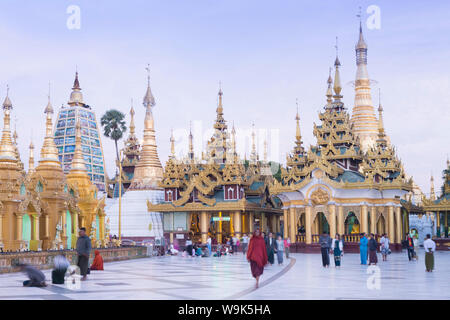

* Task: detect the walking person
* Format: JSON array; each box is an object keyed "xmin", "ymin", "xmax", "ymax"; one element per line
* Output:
[
  {"xmin": 275, "ymin": 235, "xmax": 285, "ymax": 265},
  {"xmin": 265, "ymin": 232, "xmax": 276, "ymax": 266},
  {"xmin": 331, "ymin": 234, "xmax": 344, "ymax": 268},
  {"xmin": 405, "ymin": 233, "xmax": 415, "ymax": 261},
  {"xmin": 186, "ymin": 237, "xmax": 193, "ymax": 257},
  {"xmin": 368, "ymin": 234, "xmax": 378, "ymax": 265},
  {"xmin": 359, "ymin": 233, "xmax": 368, "ymax": 265},
  {"xmin": 423, "ymin": 234, "xmax": 436, "ymax": 272},
  {"xmin": 380, "ymin": 233, "xmax": 390, "ymax": 261},
  {"xmin": 242, "ymin": 233, "xmax": 249, "ymax": 256},
  {"xmin": 319, "ymin": 231, "xmax": 331, "ymax": 267},
  {"xmin": 284, "ymin": 237, "xmax": 291, "ymax": 259},
  {"xmin": 246, "ymin": 229, "xmax": 268, "ymax": 288},
  {"xmin": 76, "ymin": 227, "xmax": 92, "ymax": 281}
]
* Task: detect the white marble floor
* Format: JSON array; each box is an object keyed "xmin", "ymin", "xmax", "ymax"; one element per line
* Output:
[{"xmin": 0, "ymin": 249, "xmax": 448, "ymax": 300}]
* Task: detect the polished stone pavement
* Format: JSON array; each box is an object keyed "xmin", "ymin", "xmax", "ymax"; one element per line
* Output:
[{"xmin": 0, "ymin": 249, "xmax": 448, "ymax": 300}]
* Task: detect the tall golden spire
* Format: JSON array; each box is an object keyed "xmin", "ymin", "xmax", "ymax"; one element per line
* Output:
[
  {"xmin": 430, "ymin": 174, "xmax": 436, "ymax": 201},
  {"xmin": 28, "ymin": 140, "xmax": 35, "ymax": 173},
  {"xmin": 326, "ymin": 68, "xmax": 333, "ymax": 107},
  {"xmin": 231, "ymin": 122, "xmax": 237, "ymax": 162},
  {"xmin": 293, "ymin": 99, "xmax": 305, "ymax": 154},
  {"xmin": 129, "ymin": 101, "xmax": 136, "ymax": 137},
  {"xmin": 169, "ymin": 129, "xmax": 176, "ymax": 159},
  {"xmin": 70, "ymin": 120, "xmax": 88, "ymax": 174},
  {"xmin": 188, "ymin": 122, "xmax": 194, "ymax": 162},
  {"xmin": 12, "ymin": 121, "xmax": 23, "ymax": 168},
  {"xmin": 0, "ymin": 86, "xmax": 17, "ymax": 161},
  {"xmin": 351, "ymin": 21, "xmax": 378, "ymax": 151},
  {"xmin": 214, "ymin": 82, "xmax": 227, "ymax": 132},
  {"xmin": 250, "ymin": 123, "xmax": 258, "ymax": 165},
  {"xmin": 333, "ymin": 39, "xmax": 342, "ymax": 99},
  {"xmin": 129, "ymin": 66, "xmax": 163, "ymax": 189},
  {"xmin": 39, "ymin": 92, "xmax": 60, "ymax": 166}
]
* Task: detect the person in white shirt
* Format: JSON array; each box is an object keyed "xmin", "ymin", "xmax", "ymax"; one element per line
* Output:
[
  {"xmin": 242, "ymin": 234, "xmax": 249, "ymax": 256},
  {"xmin": 206, "ymin": 237, "xmax": 212, "ymax": 256},
  {"xmin": 423, "ymin": 234, "xmax": 436, "ymax": 272},
  {"xmin": 379, "ymin": 234, "xmax": 390, "ymax": 261}
]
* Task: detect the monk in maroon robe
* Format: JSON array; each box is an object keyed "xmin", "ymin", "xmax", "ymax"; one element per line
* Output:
[{"xmin": 246, "ymin": 229, "xmax": 268, "ymax": 288}]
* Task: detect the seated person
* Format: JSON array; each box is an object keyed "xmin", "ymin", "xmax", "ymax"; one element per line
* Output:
[
  {"xmin": 195, "ymin": 246, "xmax": 203, "ymax": 257},
  {"xmin": 201, "ymin": 246, "xmax": 210, "ymax": 257},
  {"xmin": 90, "ymin": 250, "xmax": 104, "ymax": 271},
  {"xmin": 215, "ymin": 244, "xmax": 222, "ymax": 257},
  {"xmin": 19, "ymin": 264, "xmax": 47, "ymax": 287},
  {"xmin": 52, "ymin": 254, "xmax": 70, "ymax": 284},
  {"xmin": 169, "ymin": 244, "xmax": 179, "ymax": 255}
]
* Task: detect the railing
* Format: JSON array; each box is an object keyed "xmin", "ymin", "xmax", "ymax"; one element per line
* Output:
[
  {"xmin": 296, "ymin": 235, "xmax": 306, "ymax": 243},
  {"xmin": 343, "ymin": 234, "xmax": 362, "ymax": 243}
]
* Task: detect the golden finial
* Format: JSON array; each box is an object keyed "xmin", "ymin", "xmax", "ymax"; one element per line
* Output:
[
  {"xmin": 430, "ymin": 173, "xmax": 436, "ymax": 200},
  {"xmin": 129, "ymin": 99, "xmax": 135, "ymax": 136},
  {"xmin": 170, "ymin": 129, "xmax": 175, "ymax": 159},
  {"xmin": 333, "ymin": 37, "xmax": 342, "ymax": 97},
  {"xmin": 39, "ymin": 92, "xmax": 59, "ymax": 166},
  {"xmin": 143, "ymin": 64, "xmax": 156, "ymax": 108},
  {"xmin": 0, "ymin": 85, "xmax": 16, "ymax": 161},
  {"xmin": 188, "ymin": 121, "xmax": 194, "ymax": 161},
  {"xmin": 377, "ymin": 88, "xmax": 385, "ymax": 138},
  {"xmin": 28, "ymin": 139, "xmax": 35, "ymax": 173}
]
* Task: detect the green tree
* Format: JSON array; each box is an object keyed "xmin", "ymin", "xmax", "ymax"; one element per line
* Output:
[{"xmin": 100, "ymin": 109, "xmax": 127, "ymax": 162}]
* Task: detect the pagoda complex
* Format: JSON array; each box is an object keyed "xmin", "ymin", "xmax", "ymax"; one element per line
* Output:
[
  {"xmin": 0, "ymin": 89, "xmax": 106, "ymax": 252},
  {"xmin": 147, "ymin": 88, "xmax": 282, "ymax": 245},
  {"xmin": 106, "ymin": 68, "xmax": 165, "ymax": 241},
  {"xmin": 270, "ymin": 30, "xmax": 413, "ymax": 252}
]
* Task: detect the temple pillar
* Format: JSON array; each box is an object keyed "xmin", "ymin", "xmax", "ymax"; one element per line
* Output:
[
  {"xmin": 72, "ymin": 212, "xmax": 79, "ymax": 245},
  {"xmin": 283, "ymin": 209, "xmax": 288, "ymax": 238},
  {"xmin": 44, "ymin": 214, "xmax": 49, "ymax": 238},
  {"xmin": 271, "ymin": 214, "xmax": 277, "ymax": 234},
  {"xmin": 169, "ymin": 232, "xmax": 174, "ymax": 244},
  {"xmin": 200, "ymin": 211, "xmax": 208, "ymax": 244},
  {"xmin": 61, "ymin": 211, "xmax": 67, "ymax": 248},
  {"xmin": 388, "ymin": 206, "xmax": 395, "ymax": 243},
  {"xmin": 328, "ymin": 204, "xmax": 336, "ymax": 238},
  {"xmin": 0, "ymin": 214, "xmax": 3, "ymax": 242},
  {"xmin": 99, "ymin": 215, "xmax": 105, "ymax": 241},
  {"xmin": 261, "ymin": 213, "xmax": 265, "ymax": 233},
  {"xmin": 305, "ymin": 206, "xmax": 312, "ymax": 244},
  {"xmin": 16, "ymin": 214, "xmax": 23, "ymax": 241},
  {"xmin": 395, "ymin": 206, "xmax": 402, "ymax": 244},
  {"xmin": 217, "ymin": 212, "xmax": 223, "ymax": 243},
  {"xmin": 361, "ymin": 205, "xmax": 368, "ymax": 234},
  {"xmin": 436, "ymin": 212, "xmax": 440, "ymax": 237},
  {"xmin": 249, "ymin": 212, "xmax": 254, "ymax": 234},
  {"xmin": 234, "ymin": 211, "xmax": 241, "ymax": 238},
  {"xmin": 289, "ymin": 207, "xmax": 296, "ymax": 243},
  {"xmin": 370, "ymin": 206, "xmax": 376, "ymax": 235},
  {"xmin": 32, "ymin": 215, "xmax": 39, "ymax": 240},
  {"xmin": 241, "ymin": 213, "xmax": 246, "ymax": 235},
  {"xmin": 337, "ymin": 206, "xmax": 344, "ymax": 235}
]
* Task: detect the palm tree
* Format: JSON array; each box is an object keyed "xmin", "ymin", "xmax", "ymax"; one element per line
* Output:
[{"xmin": 100, "ymin": 109, "xmax": 127, "ymax": 162}]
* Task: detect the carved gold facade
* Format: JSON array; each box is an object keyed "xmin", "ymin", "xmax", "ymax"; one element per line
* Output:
[{"xmin": 148, "ymin": 89, "xmax": 282, "ymax": 244}]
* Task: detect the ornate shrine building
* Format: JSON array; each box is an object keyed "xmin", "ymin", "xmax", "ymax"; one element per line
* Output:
[
  {"xmin": 53, "ymin": 72, "xmax": 107, "ymax": 193},
  {"xmin": 147, "ymin": 88, "xmax": 282, "ymax": 245},
  {"xmin": 0, "ymin": 90, "xmax": 106, "ymax": 252},
  {"xmin": 421, "ymin": 160, "xmax": 450, "ymax": 250},
  {"xmin": 270, "ymin": 39, "xmax": 412, "ymax": 252}
]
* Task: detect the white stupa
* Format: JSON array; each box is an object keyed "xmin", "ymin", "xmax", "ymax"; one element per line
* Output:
[{"xmin": 107, "ymin": 67, "xmax": 164, "ymax": 241}]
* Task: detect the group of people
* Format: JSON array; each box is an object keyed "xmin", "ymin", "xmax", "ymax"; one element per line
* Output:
[
  {"xmin": 20, "ymin": 227, "xmax": 104, "ymax": 287},
  {"xmin": 318, "ymin": 232, "xmax": 344, "ymax": 268},
  {"xmin": 245, "ymin": 229, "xmax": 292, "ymax": 288}
]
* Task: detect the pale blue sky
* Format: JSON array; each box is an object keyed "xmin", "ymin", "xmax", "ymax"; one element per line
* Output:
[{"xmin": 0, "ymin": 0, "xmax": 449, "ymax": 195}]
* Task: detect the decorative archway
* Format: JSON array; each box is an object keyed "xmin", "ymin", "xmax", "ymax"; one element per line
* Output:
[
  {"xmin": 345, "ymin": 212, "xmax": 360, "ymax": 234},
  {"xmin": 377, "ymin": 215, "xmax": 386, "ymax": 235},
  {"xmin": 312, "ymin": 212, "xmax": 329, "ymax": 235}
]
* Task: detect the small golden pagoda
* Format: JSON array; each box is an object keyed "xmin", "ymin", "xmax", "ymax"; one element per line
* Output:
[
  {"xmin": 422, "ymin": 159, "xmax": 450, "ymax": 241},
  {"xmin": 0, "ymin": 90, "xmax": 107, "ymax": 252},
  {"xmin": 148, "ymin": 88, "xmax": 282, "ymax": 245}
]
